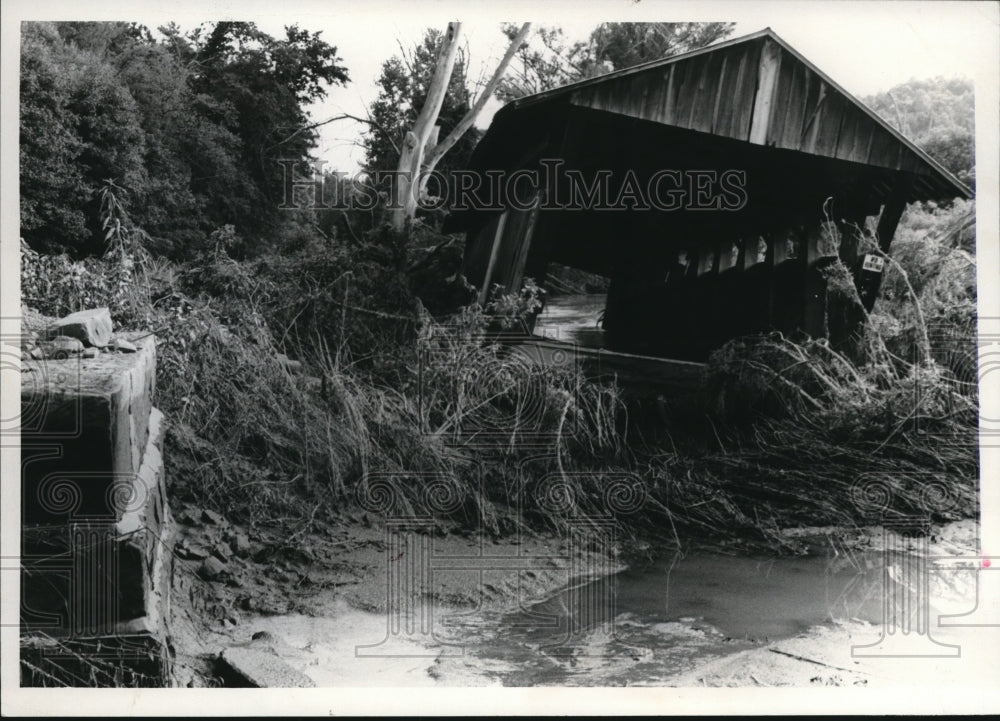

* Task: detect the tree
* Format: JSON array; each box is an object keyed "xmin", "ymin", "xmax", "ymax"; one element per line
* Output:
[
  {"xmin": 188, "ymin": 22, "xmax": 351, "ymax": 245},
  {"xmin": 19, "ymin": 23, "xmax": 91, "ymax": 252},
  {"xmin": 421, "ymin": 22, "xmax": 532, "ymax": 184},
  {"xmin": 379, "ymin": 22, "xmax": 531, "ymax": 231},
  {"xmin": 864, "ymin": 77, "xmax": 974, "ymax": 188},
  {"xmin": 365, "ymin": 30, "xmax": 478, "ymax": 177},
  {"xmin": 19, "ymin": 20, "xmax": 351, "ymax": 256},
  {"xmin": 496, "ymin": 22, "xmax": 735, "ymax": 102},
  {"xmin": 20, "ymin": 22, "xmax": 150, "ymax": 255},
  {"xmin": 113, "ymin": 29, "xmax": 238, "ymax": 251},
  {"xmin": 390, "ymin": 22, "xmax": 464, "ymax": 231}
]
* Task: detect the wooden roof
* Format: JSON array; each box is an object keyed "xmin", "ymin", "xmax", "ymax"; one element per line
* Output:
[{"xmin": 465, "ymin": 28, "xmax": 971, "ymax": 204}]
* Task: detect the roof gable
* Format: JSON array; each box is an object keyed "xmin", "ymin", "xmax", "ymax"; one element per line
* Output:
[{"xmin": 501, "ymin": 28, "xmax": 971, "ymax": 201}]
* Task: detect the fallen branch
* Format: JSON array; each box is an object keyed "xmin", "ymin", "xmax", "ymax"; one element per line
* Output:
[
  {"xmin": 267, "ymin": 113, "xmax": 398, "ymax": 155},
  {"xmin": 769, "ymin": 647, "xmax": 869, "ymax": 675}
]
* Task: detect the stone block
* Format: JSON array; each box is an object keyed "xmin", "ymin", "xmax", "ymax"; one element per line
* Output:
[
  {"xmin": 45, "ymin": 307, "xmax": 113, "ymax": 347},
  {"xmin": 20, "ymin": 503, "xmax": 175, "ymax": 686},
  {"xmin": 218, "ymin": 647, "xmax": 315, "ymax": 687},
  {"xmin": 21, "ymin": 407, "xmax": 170, "ymax": 631},
  {"xmin": 21, "ymin": 333, "xmax": 157, "ymax": 523}
]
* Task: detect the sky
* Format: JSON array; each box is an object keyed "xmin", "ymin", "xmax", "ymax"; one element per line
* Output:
[
  {"xmin": 10, "ymin": 0, "xmax": 999, "ymax": 172},
  {"xmin": 222, "ymin": 0, "xmax": 995, "ymax": 173}
]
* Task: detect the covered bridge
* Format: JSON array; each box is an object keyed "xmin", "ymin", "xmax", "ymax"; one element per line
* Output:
[{"xmin": 446, "ymin": 28, "xmax": 971, "ymax": 361}]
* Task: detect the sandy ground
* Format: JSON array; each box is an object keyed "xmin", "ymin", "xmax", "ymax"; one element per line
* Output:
[{"xmin": 168, "ymin": 506, "xmax": 994, "ymax": 688}]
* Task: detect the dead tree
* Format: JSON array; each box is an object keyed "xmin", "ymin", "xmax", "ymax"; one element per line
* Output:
[{"xmin": 390, "ymin": 21, "xmax": 532, "ymax": 232}]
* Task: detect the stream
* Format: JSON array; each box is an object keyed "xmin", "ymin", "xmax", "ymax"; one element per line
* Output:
[
  {"xmin": 428, "ymin": 549, "xmax": 887, "ymax": 686},
  {"xmin": 534, "ymin": 293, "xmax": 608, "ymax": 349},
  {"xmin": 238, "ymin": 546, "xmax": 975, "ymax": 686}
]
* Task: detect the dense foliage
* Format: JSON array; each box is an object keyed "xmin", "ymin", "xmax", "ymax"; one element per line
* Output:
[
  {"xmin": 864, "ymin": 77, "xmax": 975, "ymax": 188},
  {"xmin": 20, "ymin": 21, "xmax": 348, "ymax": 257}
]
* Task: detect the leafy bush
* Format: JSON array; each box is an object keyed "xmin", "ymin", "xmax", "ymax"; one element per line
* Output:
[{"xmin": 483, "ymin": 277, "xmax": 545, "ymax": 331}]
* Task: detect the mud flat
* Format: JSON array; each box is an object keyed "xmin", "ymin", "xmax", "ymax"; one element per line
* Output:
[
  {"xmin": 168, "ymin": 508, "xmax": 619, "ymax": 686},
  {"xmin": 168, "ymin": 509, "xmax": 988, "ymax": 688}
]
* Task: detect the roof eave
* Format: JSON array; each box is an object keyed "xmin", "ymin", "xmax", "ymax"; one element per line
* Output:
[{"xmin": 495, "ymin": 27, "xmax": 972, "ymax": 202}]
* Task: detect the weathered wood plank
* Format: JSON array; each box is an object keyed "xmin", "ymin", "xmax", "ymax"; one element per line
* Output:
[
  {"xmin": 464, "ymin": 213, "xmax": 501, "ymax": 289},
  {"xmin": 776, "ymin": 56, "xmax": 809, "ymax": 150},
  {"xmin": 835, "ymin": 108, "xmax": 868, "ymax": 163},
  {"xmin": 690, "ymin": 54, "xmax": 721, "ymax": 132},
  {"xmin": 730, "ymin": 41, "xmax": 761, "ymax": 141},
  {"xmin": 507, "ymin": 195, "xmax": 544, "ymax": 293},
  {"xmin": 494, "ymin": 205, "xmax": 534, "ymax": 292},
  {"xmin": 749, "ymin": 38, "xmax": 782, "ymax": 145},
  {"xmin": 867, "ymin": 125, "xmax": 899, "ymax": 169},
  {"xmin": 675, "ymin": 55, "xmax": 706, "ymax": 130},
  {"xmin": 660, "ymin": 65, "xmax": 677, "ymax": 125},
  {"xmin": 637, "ymin": 69, "xmax": 661, "ymax": 123},
  {"xmin": 799, "ymin": 81, "xmax": 827, "ymax": 153},
  {"xmin": 765, "ymin": 48, "xmax": 796, "ymax": 146},
  {"xmin": 710, "ymin": 53, "xmax": 730, "ymax": 135},
  {"xmin": 876, "ymin": 185, "xmax": 908, "ymax": 253},
  {"xmin": 898, "ymin": 147, "xmax": 924, "ymax": 174},
  {"xmin": 811, "ymin": 90, "xmax": 846, "ymax": 157},
  {"xmin": 713, "ymin": 47, "xmax": 743, "ymax": 138},
  {"xmin": 713, "ymin": 45, "xmax": 756, "ymax": 139}
]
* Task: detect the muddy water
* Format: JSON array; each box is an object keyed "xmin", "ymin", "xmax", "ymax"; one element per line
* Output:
[
  {"xmin": 242, "ymin": 549, "xmax": 940, "ymax": 686},
  {"xmin": 431, "ymin": 550, "xmax": 888, "ymax": 686},
  {"xmin": 607, "ymin": 551, "xmax": 885, "ymax": 639},
  {"xmin": 534, "ymin": 294, "xmax": 608, "ymax": 349}
]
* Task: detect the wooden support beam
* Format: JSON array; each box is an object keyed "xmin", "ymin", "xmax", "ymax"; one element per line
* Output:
[
  {"xmin": 806, "ymin": 223, "xmax": 838, "ymax": 266},
  {"xmin": 478, "ymin": 211, "xmax": 509, "ymax": 305},
  {"xmin": 803, "ymin": 223, "xmax": 833, "ymax": 338},
  {"xmin": 697, "ymin": 244, "xmax": 718, "ymax": 277},
  {"xmin": 508, "ymin": 193, "xmax": 544, "ymax": 294},
  {"xmin": 856, "ymin": 182, "xmax": 909, "ymax": 312},
  {"xmin": 837, "ymin": 216, "xmax": 866, "ymax": 267},
  {"xmin": 876, "ymin": 186, "xmax": 908, "ymax": 253}
]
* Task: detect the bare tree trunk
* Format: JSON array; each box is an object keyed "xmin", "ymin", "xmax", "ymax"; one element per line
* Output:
[
  {"xmin": 420, "ymin": 22, "xmax": 532, "ymax": 192},
  {"xmin": 391, "ymin": 22, "xmax": 463, "ymax": 232}
]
